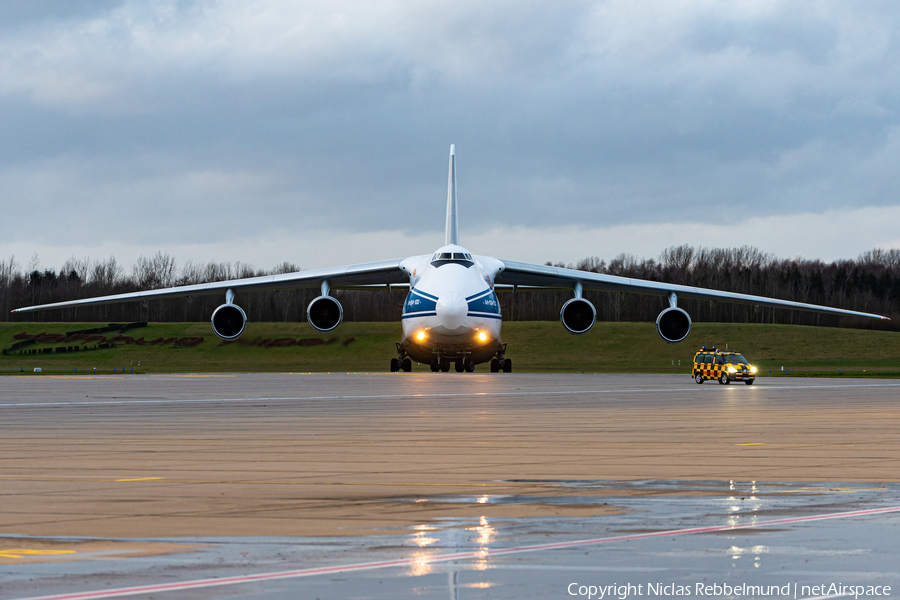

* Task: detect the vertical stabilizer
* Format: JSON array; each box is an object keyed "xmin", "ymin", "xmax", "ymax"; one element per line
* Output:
[{"xmin": 445, "ymin": 144, "xmax": 459, "ymax": 246}]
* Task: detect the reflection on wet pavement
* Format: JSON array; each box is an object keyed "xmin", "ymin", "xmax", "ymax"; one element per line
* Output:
[{"xmin": 3, "ymin": 480, "xmax": 900, "ymax": 599}]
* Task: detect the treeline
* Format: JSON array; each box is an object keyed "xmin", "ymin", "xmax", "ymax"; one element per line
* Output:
[
  {"xmin": 2, "ymin": 246, "xmax": 899, "ymax": 330},
  {"xmin": 540, "ymin": 246, "xmax": 900, "ymax": 330}
]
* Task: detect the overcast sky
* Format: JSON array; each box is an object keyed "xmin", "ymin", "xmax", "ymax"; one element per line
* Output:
[{"xmin": 2, "ymin": 0, "xmax": 899, "ymax": 272}]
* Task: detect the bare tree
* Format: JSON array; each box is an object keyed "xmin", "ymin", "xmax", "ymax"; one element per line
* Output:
[
  {"xmin": 133, "ymin": 252, "xmax": 177, "ymax": 289},
  {"xmin": 0, "ymin": 255, "xmax": 17, "ymax": 320}
]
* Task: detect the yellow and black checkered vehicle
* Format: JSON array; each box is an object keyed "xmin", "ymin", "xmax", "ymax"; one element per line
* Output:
[{"xmin": 692, "ymin": 346, "xmax": 757, "ymax": 385}]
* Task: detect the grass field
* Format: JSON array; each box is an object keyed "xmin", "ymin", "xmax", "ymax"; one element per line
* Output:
[{"xmin": 2, "ymin": 321, "xmax": 899, "ymax": 376}]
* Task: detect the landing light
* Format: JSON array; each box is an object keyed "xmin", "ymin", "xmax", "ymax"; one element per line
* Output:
[
  {"xmin": 415, "ymin": 331, "xmax": 427, "ymax": 341},
  {"xmin": 476, "ymin": 331, "xmax": 488, "ymax": 342}
]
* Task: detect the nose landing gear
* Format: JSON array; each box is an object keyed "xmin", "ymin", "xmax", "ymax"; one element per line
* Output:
[
  {"xmin": 396, "ymin": 348, "xmax": 500, "ymax": 374},
  {"xmin": 423, "ymin": 355, "xmax": 477, "ymax": 373},
  {"xmin": 429, "ymin": 356, "xmax": 453, "ymax": 372}
]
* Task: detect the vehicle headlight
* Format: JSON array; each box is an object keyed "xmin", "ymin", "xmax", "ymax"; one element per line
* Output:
[
  {"xmin": 750, "ymin": 366, "xmax": 757, "ymax": 374},
  {"xmin": 727, "ymin": 366, "xmax": 736, "ymax": 374}
]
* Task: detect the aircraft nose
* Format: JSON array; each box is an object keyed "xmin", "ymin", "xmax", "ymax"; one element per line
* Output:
[{"xmin": 435, "ymin": 292, "xmax": 468, "ymax": 330}]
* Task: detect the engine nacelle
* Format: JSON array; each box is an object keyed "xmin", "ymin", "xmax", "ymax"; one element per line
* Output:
[
  {"xmin": 560, "ymin": 297, "xmax": 596, "ymax": 334},
  {"xmin": 211, "ymin": 303, "xmax": 247, "ymax": 340},
  {"xmin": 656, "ymin": 307, "xmax": 691, "ymax": 343},
  {"xmin": 307, "ymin": 296, "xmax": 343, "ymax": 332}
]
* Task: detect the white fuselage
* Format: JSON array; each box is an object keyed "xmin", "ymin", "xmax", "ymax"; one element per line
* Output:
[{"xmin": 398, "ymin": 244, "xmax": 505, "ymax": 364}]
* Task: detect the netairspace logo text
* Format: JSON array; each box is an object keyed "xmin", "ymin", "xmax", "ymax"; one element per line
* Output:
[{"xmin": 567, "ymin": 582, "xmax": 892, "ymax": 599}]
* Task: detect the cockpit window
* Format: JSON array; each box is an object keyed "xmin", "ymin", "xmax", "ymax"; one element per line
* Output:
[{"xmin": 430, "ymin": 251, "xmax": 474, "ymax": 268}]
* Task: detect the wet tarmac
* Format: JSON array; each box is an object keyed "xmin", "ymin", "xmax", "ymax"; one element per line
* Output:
[
  {"xmin": 1, "ymin": 374, "xmax": 899, "ymax": 599},
  {"xmin": 3, "ymin": 480, "xmax": 899, "ymax": 600}
]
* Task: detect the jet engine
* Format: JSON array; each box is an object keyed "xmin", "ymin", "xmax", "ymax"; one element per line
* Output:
[
  {"xmin": 307, "ymin": 296, "xmax": 343, "ymax": 332},
  {"xmin": 211, "ymin": 303, "xmax": 247, "ymax": 340},
  {"xmin": 656, "ymin": 307, "xmax": 691, "ymax": 343},
  {"xmin": 560, "ymin": 298, "xmax": 596, "ymax": 334}
]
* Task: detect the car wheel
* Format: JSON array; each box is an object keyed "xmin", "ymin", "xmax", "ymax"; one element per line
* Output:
[
  {"xmin": 745, "ymin": 379, "xmax": 754, "ymax": 385},
  {"xmin": 719, "ymin": 373, "xmax": 730, "ymax": 385},
  {"xmin": 695, "ymin": 373, "xmax": 703, "ymax": 384}
]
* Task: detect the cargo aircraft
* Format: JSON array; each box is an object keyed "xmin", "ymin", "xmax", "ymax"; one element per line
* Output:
[{"xmin": 12, "ymin": 146, "xmax": 890, "ymax": 372}]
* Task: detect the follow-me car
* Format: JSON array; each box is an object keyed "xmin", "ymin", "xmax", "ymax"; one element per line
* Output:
[{"xmin": 12, "ymin": 146, "xmax": 890, "ymax": 373}]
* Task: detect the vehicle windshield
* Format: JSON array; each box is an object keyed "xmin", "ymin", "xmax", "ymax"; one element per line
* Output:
[{"xmin": 727, "ymin": 354, "xmax": 749, "ymax": 365}]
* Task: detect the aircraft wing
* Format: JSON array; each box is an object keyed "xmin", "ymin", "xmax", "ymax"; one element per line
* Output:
[
  {"xmin": 11, "ymin": 259, "xmax": 408, "ymax": 314},
  {"xmin": 495, "ymin": 259, "xmax": 891, "ymax": 321}
]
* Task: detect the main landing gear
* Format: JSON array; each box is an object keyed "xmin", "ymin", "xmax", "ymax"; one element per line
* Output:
[
  {"xmin": 490, "ymin": 358, "xmax": 512, "ymax": 373},
  {"xmin": 389, "ymin": 343, "xmax": 509, "ymax": 374},
  {"xmin": 390, "ymin": 357, "xmax": 412, "ymax": 372},
  {"xmin": 390, "ymin": 344, "xmax": 412, "ymax": 372},
  {"xmin": 490, "ymin": 344, "xmax": 512, "ymax": 373}
]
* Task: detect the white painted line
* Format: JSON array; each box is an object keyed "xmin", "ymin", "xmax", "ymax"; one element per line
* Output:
[
  {"xmin": 2, "ymin": 382, "xmax": 899, "ymax": 408},
  {"xmin": 10, "ymin": 505, "xmax": 900, "ymax": 600}
]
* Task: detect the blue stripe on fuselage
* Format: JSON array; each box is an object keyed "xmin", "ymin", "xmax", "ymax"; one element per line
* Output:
[
  {"xmin": 403, "ymin": 288, "xmax": 437, "ymax": 316},
  {"xmin": 401, "ymin": 311, "xmax": 437, "ymax": 319},
  {"xmin": 467, "ymin": 291, "xmax": 500, "ymax": 315},
  {"xmin": 403, "ymin": 287, "xmax": 501, "ymax": 319},
  {"xmin": 465, "ymin": 289, "xmax": 492, "ymax": 301},
  {"xmin": 411, "ymin": 288, "xmax": 439, "ymax": 302}
]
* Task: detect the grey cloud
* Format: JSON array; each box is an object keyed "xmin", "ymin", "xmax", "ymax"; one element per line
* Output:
[
  {"xmin": 1, "ymin": 0, "xmax": 900, "ymax": 255},
  {"xmin": 686, "ymin": 7, "xmax": 839, "ymax": 64},
  {"xmin": 0, "ymin": 0, "xmax": 124, "ymax": 30}
]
